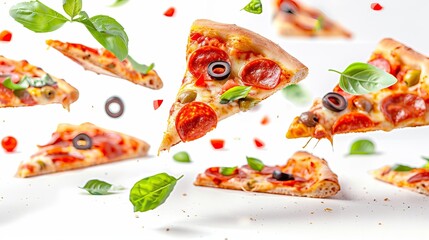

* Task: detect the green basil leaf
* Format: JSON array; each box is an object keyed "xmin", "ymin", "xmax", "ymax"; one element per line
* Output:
[
  {"xmin": 9, "ymin": 1, "xmax": 69, "ymax": 33},
  {"xmin": 2, "ymin": 77, "xmax": 29, "ymax": 90},
  {"xmin": 423, "ymin": 162, "xmax": 429, "ymax": 170},
  {"xmin": 282, "ymin": 84, "xmax": 310, "ymax": 105},
  {"xmin": 246, "ymin": 156, "xmax": 264, "ymax": 171},
  {"xmin": 76, "ymin": 14, "xmax": 129, "ymax": 61},
  {"xmin": 130, "ymin": 173, "xmax": 183, "ymax": 212},
  {"xmin": 110, "ymin": 0, "xmax": 129, "ymax": 7},
  {"xmin": 219, "ymin": 166, "xmax": 237, "ymax": 176},
  {"xmin": 80, "ymin": 179, "xmax": 117, "ymax": 195},
  {"xmin": 243, "ymin": 0, "xmax": 262, "ymax": 14},
  {"xmin": 391, "ymin": 164, "xmax": 414, "ymax": 172},
  {"xmin": 172, "ymin": 151, "xmax": 191, "ymax": 163},
  {"xmin": 349, "ymin": 139, "xmax": 376, "ymax": 155},
  {"xmin": 220, "ymin": 86, "xmax": 251, "ymax": 104},
  {"xmin": 24, "ymin": 74, "xmax": 56, "ymax": 87},
  {"xmin": 127, "ymin": 55, "xmax": 154, "ymax": 75},
  {"xmin": 63, "ymin": 0, "xmax": 82, "ymax": 19},
  {"xmin": 422, "ymin": 156, "xmax": 429, "ymax": 162},
  {"xmin": 329, "ymin": 62, "xmax": 397, "ymax": 95}
]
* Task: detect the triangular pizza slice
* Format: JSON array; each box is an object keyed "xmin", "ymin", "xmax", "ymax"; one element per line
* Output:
[
  {"xmin": 159, "ymin": 19, "xmax": 308, "ymax": 153},
  {"xmin": 46, "ymin": 39, "xmax": 163, "ymax": 90},
  {"xmin": 287, "ymin": 38, "xmax": 429, "ymax": 142},
  {"xmin": 16, "ymin": 122, "xmax": 150, "ymax": 177}
]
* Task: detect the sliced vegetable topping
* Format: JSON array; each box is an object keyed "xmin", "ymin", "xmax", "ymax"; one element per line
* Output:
[
  {"xmin": 220, "ymin": 86, "xmax": 251, "ymax": 104},
  {"xmin": 173, "ymin": 151, "xmax": 191, "ymax": 163},
  {"xmin": 241, "ymin": 58, "xmax": 281, "ymax": 90},
  {"xmin": 153, "ymin": 99, "xmax": 163, "ymax": 110},
  {"xmin": 403, "ymin": 69, "xmax": 421, "ymax": 87},
  {"xmin": 322, "ymin": 92, "xmax": 348, "ymax": 112},
  {"xmin": 219, "ymin": 166, "xmax": 238, "ymax": 176},
  {"xmin": 243, "ymin": 0, "xmax": 263, "ymax": 14},
  {"xmin": 163, "ymin": 7, "xmax": 175, "ymax": 17},
  {"xmin": 299, "ymin": 111, "xmax": 318, "ymax": 127},
  {"xmin": 207, "ymin": 61, "xmax": 231, "ymax": 80},
  {"xmin": 261, "ymin": 115, "xmax": 270, "ymax": 125},
  {"xmin": 210, "ymin": 139, "xmax": 225, "ymax": 149},
  {"xmin": 2, "ymin": 77, "xmax": 29, "ymax": 90},
  {"xmin": 0, "ymin": 30, "xmax": 12, "ymax": 42},
  {"xmin": 253, "ymin": 138, "xmax": 265, "ymax": 148},
  {"xmin": 370, "ymin": 3, "xmax": 383, "ymax": 11},
  {"xmin": 272, "ymin": 170, "xmax": 294, "ymax": 181},
  {"xmin": 349, "ymin": 139, "xmax": 376, "ymax": 155},
  {"xmin": 105, "ymin": 96, "xmax": 125, "ymax": 118},
  {"xmin": 391, "ymin": 164, "xmax": 414, "ymax": 172},
  {"xmin": 246, "ymin": 156, "xmax": 264, "ymax": 171},
  {"xmin": 2, "ymin": 74, "xmax": 56, "ymax": 91},
  {"xmin": 1, "ymin": 136, "xmax": 17, "ymax": 152},
  {"xmin": 72, "ymin": 133, "xmax": 93, "ymax": 150},
  {"xmin": 178, "ymin": 90, "xmax": 197, "ymax": 104}
]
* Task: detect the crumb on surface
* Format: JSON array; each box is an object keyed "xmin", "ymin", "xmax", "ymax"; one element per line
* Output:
[{"xmin": 324, "ymin": 208, "xmax": 333, "ymax": 212}]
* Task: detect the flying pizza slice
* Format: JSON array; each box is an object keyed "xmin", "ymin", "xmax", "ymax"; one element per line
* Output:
[
  {"xmin": 287, "ymin": 38, "xmax": 429, "ymax": 143},
  {"xmin": 0, "ymin": 55, "xmax": 78, "ymax": 110},
  {"xmin": 46, "ymin": 39, "xmax": 163, "ymax": 90},
  {"xmin": 194, "ymin": 151, "xmax": 340, "ymax": 198},
  {"xmin": 16, "ymin": 122, "xmax": 150, "ymax": 177},
  {"xmin": 272, "ymin": 0, "xmax": 352, "ymax": 38},
  {"xmin": 158, "ymin": 19, "xmax": 308, "ymax": 153}
]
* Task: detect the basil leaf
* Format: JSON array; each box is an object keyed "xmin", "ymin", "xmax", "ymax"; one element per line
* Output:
[
  {"xmin": 220, "ymin": 86, "xmax": 251, "ymax": 104},
  {"xmin": 173, "ymin": 151, "xmax": 191, "ymax": 163},
  {"xmin": 329, "ymin": 62, "xmax": 397, "ymax": 95},
  {"xmin": 282, "ymin": 84, "xmax": 310, "ymax": 105},
  {"xmin": 391, "ymin": 164, "xmax": 414, "ymax": 172},
  {"xmin": 127, "ymin": 55, "xmax": 154, "ymax": 75},
  {"xmin": 80, "ymin": 179, "xmax": 119, "ymax": 195},
  {"xmin": 422, "ymin": 156, "xmax": 429, "ymax": 162},
  {"xmin": 130, "ymin": 173, "xmax": 183, "ymax": 212},
  {"xmin": 2, "ymin": 77, "xmax": 29, "ymax": 90},
  {"xmin": 246, "ymin": 156, "xmax": 264, "ymax": 171},
  {"xmin": 9, "ymin": 1, "xmax": 69, "ymax": 33},
  {"xmin": 63, "ymin": 0, "xmax": 82, "ymax": 19},
  {"xmin": 110, "ymin": 0, "xmax": 129, "ymax": 7},
  {"xmin": 76, "ymin": 13, "xmax": 129, "ymax": 61},
  {"xmin": 243, "ymin": 0, "xmax": 262, "ymax": 14},
  {"xmin": 24, "ymin": 74, "xmax": 56, "ymax": 87},
  {"xmin": 349, "ymin": 139, "xmax": 376, "ymax": 155},
  {"xmin": 219, "ymin": 166, "xmax": 237, "ymax": 176}
]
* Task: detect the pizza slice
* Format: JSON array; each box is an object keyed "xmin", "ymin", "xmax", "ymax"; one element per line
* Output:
[
  {"xmin": 16, "ymin": 122, "xmax": 150, "ymax": 178},
  {"xmin": 194, "ymin": 151, "xmax": 340, "ymax": 198},
  {"xmin": 158, "ymin": 19, "xmax": 308, "ymax": 153},
  {"xmin": 372, "ymin": 164, "xmax": 429, "ymax": 196},
  {"xmin": 272, "ymin": 0, "xmax": 352, "ymax": 38},
  {"xmin": 0, "ymin": 55, "xmax": 79, "ymax": 110},
  {"xmin": 287, "ymin": 38, "xmax": 429, "ymax": 143},
  {"xmin": 46, "ymin": 39, "xmax": 163, "ymax": 90}
]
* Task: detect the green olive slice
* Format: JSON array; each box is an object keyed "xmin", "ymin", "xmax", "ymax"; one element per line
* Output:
[
  {"xmin": 178, "ymin": 90, "xmax": 197, "ymax": 104},
  {"xmin": 41, "ymin": 86, "xmax": 56, "ymax": 100},
  {"xmin": 403, "ymin": 69, "xmax": 421, "ymax": 87}
]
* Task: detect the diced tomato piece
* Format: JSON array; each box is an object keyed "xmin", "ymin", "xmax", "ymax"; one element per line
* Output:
[
  {"xmin": 164, "ymin": 7, "xmax": 175, "ymax": 17},
  {"xmin": 210, "ymin": 139, "xmax": 225, "ymax": 149},
  {"xmin": 0, "ymin": 30, "xmax": 12, "ymax": 42},
  {"xmin": 254, "ymin": 138, "xmax": 265, "ymax": 148},
  {"xmin": 221, "ymin": 79, "xmax": 239, "ymax": 94},
  {"xmin": 1, "ymin": 136, "xmax": 17, "ymax": 152},
  {"xmin": 153, "ymin": 99, "xmax": 163, "ymax": 110},
  {"xmin": 195, "ymin": 75, "xmax": 206, "ymax": 87},
  {"xmin": 371, "ymin": 3, "xmax": 383, "ymax": 11},
  {"xmin": 260, "ymin": 115, "xmax": 270, "ymax": 125}
]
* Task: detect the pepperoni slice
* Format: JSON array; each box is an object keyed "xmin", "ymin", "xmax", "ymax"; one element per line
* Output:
[
  {"xmin": 381, "ymin": 93, "xmax": 426, "ymax": 125},
  {"xmin": 240, "ymin": 59, "xmax": 281, "ymax": 90},
  {"xmin": 332, "ymin": 113, "xmax": 374, "ymax": 134},
  {"xmin": 368, "ymin": 57, "xmax": 391, "ymax": 74},
  {"xmin": 175, "ymin": 102, "xmax": 217, "ymax": 142},
  {"xmin": 50, "ymin": 152, "xmax": 85, "ymax": 163},
  {"xmin": 204, "ymin": 167, "xmax": 245, "ymax": 185},
  {"xmin": 188, "ymin": 46, "xmax": 230, "ymax": 80},
  {"xmin": 407, "ymin": 172, "xmax": 429, "ymax": 183}
]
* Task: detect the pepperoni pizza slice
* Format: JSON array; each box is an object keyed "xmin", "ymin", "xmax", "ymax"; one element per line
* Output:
[
  {"xmin": 287, "ymin": 38, "xmax": 429, "ymax": 143},
  {"xmin": 16, "ymin": 122, "xmax": 150, "ymax": 178},
  {"xmin": 372, "ymin": 165, "xmax": 429, "ymax": 196},
  {"xmin": 46, "ymin": 39, "xmax": 163, "ymax": 90},
  {"xmin": 194, "ymin": 151, "xmax": 340, "ymax": 198},
  {"xmin": 158, "ymin": 19, "xmax": 308, "ymax": 153},
  {"xmin": 272, "ymin": 0, "xmax": 352, "ymax": 38},
  {"xmin": 0, "ymin": 55, "xmax": 79, "ymax": 110}
]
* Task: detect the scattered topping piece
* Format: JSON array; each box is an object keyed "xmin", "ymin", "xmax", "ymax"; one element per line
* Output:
[
  {"xmin": 260, "ymin": 115, "xmax": 270, "ymax": 125},
  {"xmin": 105, "ymin": 96, "xmax": 125, "ymax": 118},
  {"xmin": 1, "ymin": 136, "xmax": 17, "ymax": 152},
  {"xmin": 80, "ymin": 179, "xmax": 124, "ymax": 195},
  {"xmin": 0, "ymin": 30, "xmax": 12, "ymax": 42},
  {"xmin": 210, "ymin": 139, "xmax": 225, "ymax": 149},
  {"xmin": 219, "ymin": 166, "xmax": 238, "ymax": 176},
  {"xmin": 110, "ymin": 0, "xmax": 129, "ymax": 7},
  {"xmin": 299, "ymin": 111, "xmax": 318, "ymax": 127},
  {"xmin": 238, "ymin": 97, "xmax": 259, "ymax": 111},
  {"xmin": 253, "ymin": 138, "xmax": 265, "ymax": 148},
  {"xmin": 246, "ymin": 156, "xmax": 264, "ymax": 171},
  {"xmin": 349, "ymin": 139, "xmax": 376, "ymax": 155},
  {"xmin": 322, "ymin": 92, "xmax": 348, "ymax": 112},
  {"xmin": 153, "ymin": 99, "xmax": 163, "ymax": 110},
  {"xmin": 403, "ymin": 69, "xmax": 421, "ymax": 87},
  {"xmin": 72, "ymin": 133, "xmax": 93, "ymax": 150},
  {"xmin": 243, "ymin": 0, "xmax": 263, "ymax": 14},
  {"xmin": 391, "ymin": 164, "xmax": 413, "ymax": 172},
  {"xmin": 126, "ymin": 56, "xmax": 154, "ymax": 75},
  {"xmin": 207, "ymin": 61, "xmax": 231, "ymax": 80},
  {"xmin": 178, "ymin": 90, "xmax": 197, "ymax": 104},
  {"xmin": 272, "ymin": 170, "xmax": 294, "ymax": 181},
  {"xmin": 370, "ymin": 3, "xmax": 383, "ymax": 11},
  {"xmin": 163, "ymin": 7, "xmax": 175, "ymax": 17},
  {"xmin": 173, "ymin": 151, "xmax": 191, "ymax": 163},
  {"xmin": 220, "ymin": 86, "xmax": 251, "ymax": 104},
  {"xmin": 282, "ymin": 84, "xmax": 310, "ymax": 105}
]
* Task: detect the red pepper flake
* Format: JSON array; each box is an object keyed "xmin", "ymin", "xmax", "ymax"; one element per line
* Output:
[
  {"xmin": 260, "ymin": 115, "xmax": 270, "ymax": 125},
  {"xmin": 370, "ymin": 3, "xmax": 383, "ymax": 11},
  {"xmin": 153, "ymin": 99, "xmax": 163, "ymax": 110},
  {"xmin": 0, "ymin": 30, "xmax": 12, "ymax": 42},
  {"xmin": 164, "ymin": 7, "xmax": 175, "ymax": 17},
  {"xmin": 210, "ymin": 139, "xmax": 225, "ymax": 149},
  {"xmin": 254, "ymin": 138, "xmax": 265, "ymax": 148}
]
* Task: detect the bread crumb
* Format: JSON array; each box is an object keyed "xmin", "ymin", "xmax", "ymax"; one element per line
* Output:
[
  {"xmin": 378, "ymin": 222, "xmax": 382, "ymax": 225},
  {"xmin": 384, "ymin": 198, "xmax": 389, "ymax": 201},
  {"xmin": 310, "ymin": 211, "xmax": 314, "ymax": 214},
  {"xmin": 324, "ymin": 208, "xmax": 333, "ymax": 212},
  {"xmin": 182, "ymin": 193, "xmax": 187, "ymax": 197},
  {"xmin": 166, "ymin": 228, "xmax": 170, "ymax": 232}
]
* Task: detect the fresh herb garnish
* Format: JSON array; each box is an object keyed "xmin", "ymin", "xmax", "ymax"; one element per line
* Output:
[
  {"xmin": 246, "ymin": 156, "xmax": 264, "ymax": 171},
  {"xmin": 220, "ymin": 86, "xmax": 251, "ymax": 104},
  {"xmin": 2, "ymin": 74, "xmax": 56, "ymax": 91},
  {"xmin": 422, "ymin": 156, "xmax": 429, "ymax": 169},
  {"xmin": 63, "ymin": 0, "xmax": 82, "ymax": 20},
  {"xmin": 110, "ymin": 0, "xmax": 129, "ymax": 7},
  {"xmin": 349, "ymin": 139, "xmax": 376, "ymax": 155},
  {"xmin": 173, "ymin": 151, "xmax": 191, "ymax": 163},
  {"xmin": 391, "ymin": 164, "xmax": 414, "ymax": 172},
  {"xmin": 80, "ymin": 179, "xmax": 124, "ymax": 195},
  {"xmin": 2, "ymin": 77, "xmax": 29, "ymax": 90},
  {"xmin": 329, "ymin": 62, "xmax": 397, "ymax": 95},
  {"xmin": 282, "ymin": 84, "xmax": 310, "ymax": 105},
  {"xmin": 129, "ymin": 173, "xmax": 183, "ymax": 212},
  {"xmin": 126, "ymin": 55, "xmax": 154, "ymax": 75},
  {"xmin": 219, "ymin": 166, "xmax": 237, "ymax": 176},
  {"xmin": 243, "ymin": 0, "xmax": 263, "ymax": 14}
]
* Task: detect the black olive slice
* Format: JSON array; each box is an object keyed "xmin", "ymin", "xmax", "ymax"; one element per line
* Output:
[
  {"xmin": 299, "ymin": 111, "xmax": 318, "ymax": 127},
  {"xmin": 207, "ymin": 61, "xmax": 231, "ymax": 80},
  {"xmin": 322, "ymin": 92, "xmax": 348, "ymax": 112},
  {"xmin": 272, "ymin": 170, "xmax": 294, "ymax": 181},
  {"xmin": 105, "ymin": 96, "xmax": 124, "ymax": 118},
  {"xmin": 280, "ymin": 2, "xmax": 297, "ymax": 14},
  {"xmin": 72, "ymin": 133, "xmax": 93, "ymax": 150}
]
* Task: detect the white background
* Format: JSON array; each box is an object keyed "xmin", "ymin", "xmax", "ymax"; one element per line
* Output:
[{"xmin": 1, "ymin": 0, "xmax": 429, "ymax": 239}]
